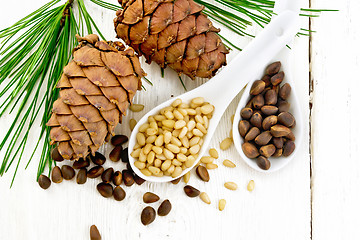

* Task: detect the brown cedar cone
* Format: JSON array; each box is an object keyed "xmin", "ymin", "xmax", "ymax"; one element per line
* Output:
[
  {"xmin": 46, "ymin": 34, "xmax": 145, "ymax": 160},
  {"xmin": 114, "ymin": 0, "xmax": 229, "ymax": 79}
]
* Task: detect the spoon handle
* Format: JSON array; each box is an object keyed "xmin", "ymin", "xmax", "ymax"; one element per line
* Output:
[{"xmin": 199, "ymin": 10, "xmax": 300, "ymax": 112}]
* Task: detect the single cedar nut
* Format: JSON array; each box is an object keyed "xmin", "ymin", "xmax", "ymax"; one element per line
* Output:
[
  {"xmin": 196, "ymin": 165, "xmax": 210, "ymax": 182},
  {"xmin": 51, "ymin": 147, "xmax": 63, "ymax": 162},
  {"xmin": 250, "ymin": 112, "xmax": 263, "ymax": 129},
  {"xmin": 242, "ymin": 142, "xmax": 259, "ymax": 159},
  {"xmin": 265, "ymin": 61, "xmax": 281, "ymax": 75},
  {"xmin": 38, "ymin": 174, "xmax": 51, "ymax": 189},
  {"xmin": 238, "ymin": 120, "xmax": 251, "ymax": 137},
  {"xmin": 101, "ymin": 168, "xmax": 114, "ymax": 183},
  {"xmin": 261, "ymin": 105, "xmax": 278, "ymax": 115},
  {"xmin": 283, "ymin": 140, "xmax": 295, "ymax": 157},
  {"xmin": 129, "ymin": 118, "xmax": 137, "ymax": 131},
  {"xmin": 270, "ymin": 125, "xmax": 292, "ymax": 137},
  {"xmin": 141, "ymin": 206, "xmax": 156, "ymax": 226},
  {"xmin": 257, "ymin": 156, "xmax": 271, "ymax": 170},
  {"xmin": 247, "ymin": 180, "xmax": 255, "ymax": 192},
  {"xmin": 134, "ymin": 174, "xmax": 146, "ymax": 185},
  {"xmin": 240, "ymin": 108, "xmax": 253, "ymax": 119},
  {"xmin": 171, "ymin": 177, "xmax": 181, "ymax": 184},
  {"xmin": 111, "ymin": 135, "xmax": 128, "ymax": 146},
  {"xmin": 209, "ymin": 148, "xmax": 219, "ymax": 159},
  {"xmin": 224, "ymin": 182, "xmax": 238, "ymax": 190},
  {"xmin": 200, "ymin": 192, "xmax": 211, "ymax": 204},
  {"xmin": 220, "ymin": 138, "xmax": 233, "ymax": 150},
  {"xmin": 97, "ymin": 182, "xmax": 113, "ymax": 198},
  {"xmin": 158, "ymin": 200, "xmax": 172, "ymax": 216},
  {"xmin": 265, "ymin": 89, "xmax": 278, "ymax": 105},
  {"xmin": 245, "ymin": 127, "xmax": 260, "ymax": 141},
  {"xmin": 223, "ymin": 159, "xmax": 236, "ymax": 168},
  {"xmin": 286, "ymin": 131, "xmax": 296, "ymax": 141},
  {"xmin": 122, "ymin": 170, "xmax": 134, "ymax": 186},
  {"xmin": 270, "ymin": 71, "xmax": 284, "ymax": 85},
  {"xmin": 76, "ymin": 168, "xmax": 87, "ymax": 184},
  {"xmin": 255, "ymin": 131, "xmax": 272, "ymax": 146},
  {"xmin": 129, "ymin": 104, "xmax": 144, "ymax": 112},
  {"xmin": 143, "ymin": 192, "xmax": 160, "ymax": 203},
  {"xmin": 279, "ymin": 83, "xmax": 291, "ymax": 100},
  {"xmin": 112, "ymin": 171, "xmax": 122, "ymax": 186},
  {"xmin": 219, "ymin": 199, "xmax": 226, "ymax": 211},
  {"xmin": 250, "ymin": 80, "xmax": 265, "ymax": 95},
  {"xmin": 90, "ymin": 152, "xmax": 106, "ymax": 165},
  {"xmin": 253, "ymin": 94, "xmax": 265, "ymax": 109},
  {"xmin": 51, "ymin": 166, "xmax": 63, "ymax": 183},
  {"xmin": 113, "ymin": 186, "xmax": 126, "ymax": 201},
  {"xmin": 278, "ymin": 112, "xmax": 295, "ymax": 128},
  {"xmin": 183, "ymin": 172, "xmax": 190, "ymax": 184},
  {"xmin": 259, "ymin": 144, "xmax": 276, "ymax": 158},
  {"xmin": 273, "ymin": 148, "xmax": 283, "ymax": 157},
  {"xmin": 262, "ymin": 115, "xmax": 278, "ymax": 130},
  {"xmin": 184, "ymin": 185, "xmax": 200, "ymax": 198},
  {"xmin": 73, "ymin": 157, "xmax": 90, "ymax": 169},
  {"xmin": 261, "ymin": 75, "xmax": 272, "ymax": 87},
  {"xmin": 61, "ymin": 165, "xmax": 75, "ymax": 180},
  {"xmin": 278, "ymin": 100, "xmax": 290, "ymax": 113},
  {"xmin": 90, "ymin": 225, "xmax": 101, "ymax": 240},
  {"xmin": 87, "ymin": 166, "xmax": 104, "ymax": 178},
  {"xmin": 109, "ymin": 145, "xmax": 122, "ymax": 162},
  {"xmin": 206, "ymin": 163, "xmax": 218, "ymax": 169},
  {"xmin": 272, "ymin": 137, "xmax": 284, "ymax": 149},
  {"xmin": 120, "ymin": 147, "xmax": 129, "ymax": 163}
]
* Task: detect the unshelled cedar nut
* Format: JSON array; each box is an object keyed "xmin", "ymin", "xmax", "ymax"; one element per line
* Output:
[
  {"xmin": 261, "ymin": 75, "xmax": 272, "ymax": 87},
  {"xmin": 259, "ymin": 144, "xmax": 276, "ymax": 158},
  {"xmin": 265, "ymin": 61, "xmax": 281, "ymax": 75},
  {"xmin": 278, "ymin": 100, "xmax": 290, "ymax": 113},
  {"xmin": 262, "ymin": 115, "xmax": 278, "ymax": 130},
  {"xmin": 109, "ymin": 145, "xmax": 122, "ymax": 162},
  {"xmin": 61, "ymin": 165, "xmax": 75, "ymax": 180},
  {"xmin": 90, "ymin": 225, "xmax": 101, "ymax": 240},
  {"xmin": 171, "ymin": 178, "xmax": 181, "ymax": 184},
  {"xmin": 51, "ymin": 147, "xmax": 63, "ymax": 162},
  {"xmin": 51, "ymin": 166, "xmax": 63, "ymax": 183},
  {"xmin": 111, "ymin": 135, "xmax": 128, "ymax": 146},
  {"xmin": 158, "ymin": 200, "xmax": 172, "ymax": 216},
  {"xmin": 120, "ymin": 147, "xmax": 129, "ymax": 163},
  {"xmin": 257, "ymin": 156, "xmax": 271, "ymax": 170},
  {"xmin": 240, "ymin": 108, "xmax": 253, "ymax": 119},
  {"xmin": 271, "ymin": 71, "xmax": 284, "ymax": 85},
  {"xmin": 250, "ymin": 80, "xmax": 266, "ymax": 95},
  {"xmin": 250, "ymin": 112, "xmax": 262, "ymax": 129},
  {"xmin": 253, "ymin": 95, "xmax": 264, "ymax": 109},
  {"xmin": 279, "ymin": 83, "xmax": 291, "ymax": 100},
  {"xmin": 113, "ymin": 186, "xmax": 126, "ymax": 201},
  {"xmin": 283, "ymin": 140, "xmax": 295, "ymax": 157},
  {"xmin": 113, "ymin": 171, "xmax": 122, "ymax": 186},
  {"xmin": 272, "ymin": 137, "xmax": 284, "ymax": 149},
  {"xmin": 97, "ymin": 182, "xmax": 113, "ymax": 198},
  {"xmin": 141, "ymin": 207, "xmax": 156, "ymax": 225},
  {"xmin": 90, "ymin": 152, "xmax": 106, "ymax": 165},
  {"xmin": 265, "ymin": 89, "xmax": 278, "ymax": 105},
  {"xmin": 273, "ymin": 148, "xmax": 283, "ymax": 157},
  {"xmin": 184, "ymin": 185, "xmax": 200, "ymax": 198},
  {"xmin": 278, "ymin": 112, "xmax": 295, "ymax": 128},
  {"xmin": 101, "ymin": 168, "xmax": 114, "ymax": 183},
  {"xmin": 242, "ymin": 142, "xmax": 259, "ymax": 159},
  {"xmin": 134, "ymin": 174, "xmax": 146, "ymax": 185},
  {"xmin": 87, "ymin": 166, "xmax": 104, "ymax": 178},
  {"xmin": 143, "ymin": 192, "xmax": 160, "ymax": 203},
  {"xmin": 38, "ymin": 175, "xmax": 51, "ymax": 189},
  {"xmin": 238, "ymin": 120, "xmax": 251, "ymax": 137},
  {"xmin": 122, "ymin": 170, "xmax": 134, "ymax": 186},
  {"xmin": 255, "ymin": 131, "xmax": 272, "ymax": 146},
  {"xmin": 244, "ymin": 127, "xmax": 260, "ymax": 141},
  {"xmin": 261, "ymin": 105, "xmax": 278, "ymax": 115},
  {"xmin": 286, "ymin": 131, "xmax": 296, "ymax": 141},
  {"xmin": 76, "ymin": 168, "xmax": 87, "ymax": 184},
  {"xmin": 73, "ymin": 157, "xmax": 90, "ymax": 169},
  {"xmin": 270, "ymin": 125, "xmax": 291, "ymax": 137},
  {"xmin": 196, "ymin": 165, "xmax": 210, "ymax": 182}
]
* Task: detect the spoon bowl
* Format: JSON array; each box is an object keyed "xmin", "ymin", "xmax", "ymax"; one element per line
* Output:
[{"xmin": 128, "ymin": 10, "xmax": 300, "ymax": 182}]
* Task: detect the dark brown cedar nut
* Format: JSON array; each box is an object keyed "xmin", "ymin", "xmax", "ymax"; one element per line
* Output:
[
  {"xmin": 272, "ymin": 137, "xmax": 284, "ymax": 149},
  {"xmin": 259, "ymin": 144, "xmax": 276, "ymax": 158},
  {"xmin": 238, "ymin": 120, "xmax": 251, "ymax": 137},
  {"xmin": 270, "ymin": 125, "xmax": 292, "ymax": 137},
  {"xmin": 278, "ymin": 112, "xmax": 295, "ymax": 128},
  {"xmin": 76, "ymin": 168, "xmax": 87, "ymax": 184},
  {"xmin": 250, "ymin": 80, "xmax": 265, "ymax": 95},
  {"xmin": 196, "ymin": 165, "xmax": 210, "ymax": 182},
  {"xmin": 90, "ymin": 225, "xmax": 101, "ymax": 240},
  {"xmin": 286, "ymin": 131, "xmax": 296, "ymax": 141},
  {"xmin": 158, "ymin": 200, "xmax": 172, "ymax": 216},
  {"xmin": 279, "ymin": 83, "xmax": 291, "ymax": 100},
  {"xmin": 270, "ymin": 71, "xmax": 284, "ymax": 86},
  {"xmin": 257, "ymin": 156, "xmax": 271, "ymax": 170},
  {"xmin": 109, "ymin": 145, "xmax": 122, "ymax": 162},
  {"xmin": 122, "ymin": 170, "xmax": 134, "ymax": 186},
  {"xmin": 261, "ymin": 105, "xmax": 278, "ymax": 115},
  {"xmin": 273, "ymin": 148, "xmax": 283, "ymax": 157},
  {"xmin": 255, "ymin": 131, "xmax": 272, "ymax": 146},
  {"xmin": 265, "ymin": 89, "xmax": 277, "ymax": 105},
  {"xmin": 97, "ymin": 182, "xmax": 113, "ymax": 198},
  {"xmin": 143, "ymin": 192, "xmax": 160, "ymax": 203},
  {"xmin": 111, "ymin": 134, "xmax": 128, "ymax": 146},
  {"xmin": 90, "ymin": 152, "xmax": 106, "ymax": 165},
  {"xmin": 184, "ymin": 185, "xmax": 200, "ymax": 197},
  {"xmin": 134, "ymin": 174, "xmax": 146, "ymax": 185},
  {"xmin": 171, "ymin": 178, "xmax": 181, "ymax": 184},
  {"xmin": 61, "ymin": 165, "xmax": 75, "ymax": 180},
  {"xmin": 73, "ymin": 157, "xmax": 90, "ymax": 169},
  {"xmin": 38, "ymin": 174, "xmax": 51, "ymax": 189},
  {"xmin": 250, "ymin": 112, "xmax": 262, "ymax": 129},
  {"xmin": 261, "ymin": 75, "xmax": 272, "ymax": 87},
  {"xmin": 141, "ymin": 206, "xmax": 156, "ymax": 225},
  {"xmin": 101, "ymin": 168, "xmax": 114, "ymax": 183},
  {"xmin": 240, "ymin": 108, "xmax": 253, "ymax": 119},
  {"xmin": 113, "ymin": 186, "xmax": 126, "ymax": 201},
  {"xmin": 51, "ymin": 147, "xmax": 64, "ymax": 162},
  {"xmin": 87, "ymin": 166, "xmax": 104, "ymax": 178},
  {"xmin": 120, "ymin": 147, "xmax": 129, "ymax": 163},
  {"xmin": 262, "ymin": 115, "xmax": 278, "ymax": 130},
  {"xmin": 244, "ymin": 127, "xmax": 260, "ymax": 141},
  {"xmin": 253, "ymin": 94, "xmax": 265, "ymax": 109},
  {"xmin": 51, "ymin": 166, "xmax": 63, "ymax": 183},
  {"xmin": 242, "ymin": 142, "xmax": 259, "ymax": 159},
  {"xmin": 283, "ymin": 141, "xmax": 295, "ymax": 156},
  {"xmin": 265, "ymin": 61, "xmax": 281, "ymax": 75},
  {"xmin": 113, "ymin": 171, "xmax": 122, "ymax": 186},
  {"xmin": 278, "ymin": 100, "xmax": 290, "ymax": 113}
]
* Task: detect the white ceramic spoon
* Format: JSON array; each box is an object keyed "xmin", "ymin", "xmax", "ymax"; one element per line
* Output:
[{"xmin": 128, "ymin": 10, "xmax": 300, "ymax": 182}]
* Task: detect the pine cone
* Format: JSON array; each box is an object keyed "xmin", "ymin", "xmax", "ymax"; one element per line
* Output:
[
  {"xmin": 47, "ymin": 34, "xmax": 145, "ymax": 160},
  {"xmin": 114, "ymin": 0, "xmax": 229, "ymax": 80}
]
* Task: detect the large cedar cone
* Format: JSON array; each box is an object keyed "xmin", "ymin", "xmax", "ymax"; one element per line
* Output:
[
  {"xmin": 114, "ymin": 0, "xmax": 229, "ymax": 79},
  {"xmin": 47, "ymin": 34, "xmax": 145, "ymax": 160}
]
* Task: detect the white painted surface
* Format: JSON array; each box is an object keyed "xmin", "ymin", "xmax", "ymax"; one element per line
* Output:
[{"xmin": 0, "ymin": 0, "xmax": 352, "ymax": 239}]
